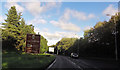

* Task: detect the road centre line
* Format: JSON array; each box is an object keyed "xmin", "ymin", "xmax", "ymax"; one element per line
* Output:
[{"xmin": 67, "ymin": 57, "xmax": 83, "ymax": 70}]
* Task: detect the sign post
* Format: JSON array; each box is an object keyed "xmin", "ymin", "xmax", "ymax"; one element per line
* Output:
[{"xmin": 26, "ymin": 34, "xmax": 41, "ymax": 53}]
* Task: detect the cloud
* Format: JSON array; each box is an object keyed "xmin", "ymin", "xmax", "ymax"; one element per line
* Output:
[
  {"xmin": 41, "ymin": 31, "xmax": 79, "ymax": 40},
  {"xmin": 50, "ymin": 20, "xmax": 80, "ymax": 32},
  {"xmin": 88, "ymin": 14, "xmax": 96, "ymax": 19},
  {"xmin": 34, "ymin": 27, "xmax": 80, "ymax": 45},
  {"xmin": 103, "ymin": 4, "xmax": 118, "ymax": 16},
  {"xmin": 56, "ymin": 32, "xmax": 80, "ymax": 38},
  {"xmin": 5, "ymin": 0, "xmax": 21, "ymax": 2},
  {"xmin": 43, "ymin": 32, "xmax": 61, "ymax": 40},
  {"xmin": 34, "ymin": 27, "xmax": 41, "ymax": 34},
  {"xmin": 0, "ymin": 16, "xmax": 2, "ymax": 28},
  {"xmin": 43, "ymin": 31, "xmax": 80, "ymax": 46},
  {"xmin": 83, "ymin": 26, "xmax": 92, "ymax": 31},
  {"xmin": 4, "ymin": 0, "xmax": 61, "ymax": 17},
  {"xmin": 0, "ymin": 15, "xmax": 7, "ymax": 29},
  {"xmin": 49, "ymin": 8, "xmax": 95, "ymax": 32},
  {"xmin": 5, "ymin": 0, "xmax": 24, "ymax": 12},
  {"xmin": 27, "ymin": 17, "xmax": 47, "ymax": 25},
  {"xmin": 61, "ymin": 8, "xmax": 95, "ymax": 21},
  {"xmin": 23, "ymin": 2, "xmax": 61, "ymax": 16},
  {"xmin": 0, "ymin": 22, "xmax": 2, "ymax": 28},
  {"xmin": 34, "ymin": 28, "xmax": 61, "ymax": 40},
  {"xmin": 0, "ymin": 16, "xmax": 4, "ymax": 23},
  {"xmin": 43, "ymin": 28, "xmax": 49, "ymax": 32}
]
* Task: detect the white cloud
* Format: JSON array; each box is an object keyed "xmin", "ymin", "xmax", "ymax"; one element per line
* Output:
[
  {"xmin": 61, "ymin": 9, "xmax": 71, "ymax": 21},
  {"xmin": 23, "ymin": 2, "xmax": 42, "ymax": 16},
  {"xmin": 42, "ymin": 31, "xmax": 80, "ymax": 40},
  {"xmin": 4, "ymin": 1, "xmax": 61, "ymax": 17},
  {"xmin": 88, "ymin": 14, "xmax": 96, "ymax": 19},
  {"xmin": 43, "ymin": 32, "xmax": 61, "ymax": 40},
  {"xmin": 6, "ymin": 0, "xmax": 21, "ymax": 2},
  {"xmin": 61, "ymin": 8, "xmax": 95, "ymax": 21},
  {"xmin": 103, "ymin": 4, "xmax": 118, "ymax": 16},
  {"xmin": 23, "ymin": 2, "xmax": 61, "ymax": 16},
  {"xmin": 0, "ymin": 16, "xmax": 3, "ymax": 28},
  {"xmin": 0, "ymin": 23, "xmax": 2, "ymax": 29},
  {"xmin": 43, "ymin": 28, "xmax": 49, "ymax": 32},
  {"xmin": 5, "ymin": 0, "xmax": 24, "ymax": 12},
  {"xmin": 0, "ymin": 15, "xmax": 6, "ymax": 29},
  {"xmin": 49, "ymin": 8, "xmax": 95, "ymax": 32},
  {"xmin": 50, "ymin": 20, "xmax": 80, "ymax": 32},
  {"xmin": 43, "ymin": 31, "xmax": 80, "ymax": 46},
  {"xmin": 34, "ymin": 27, "xmax": 80, "ymax": 46},
  {"xmin": 34, "ymin": 27, "xmax": 41, "ymax": 34},
  {"xmin": 47, "ymin": 39, "xmax": 61, "ymax": 46},
  {"xmin": 56, "ymin": 32, "xmax": 79, "ymax": 38},
  {"xmin": 84, "ymin": 26, "xmax": 92, "ymax": 31},
  {"xmin": 27, "ymin": 17, "xmax": 47, "ymax": 25},
  {"xmin": 0, "ymin": 16, "xmax": 4, "ymax": 23}
]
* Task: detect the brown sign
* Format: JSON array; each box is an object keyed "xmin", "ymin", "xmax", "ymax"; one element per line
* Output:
[{"xmin": 25, "ymin": 34, "xmax": 41, "ymax": 53}]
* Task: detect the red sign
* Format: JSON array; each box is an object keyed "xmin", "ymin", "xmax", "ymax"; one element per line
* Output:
[{"xmin": 25, "ymin": 34, "xmax": 41, "ymax": 53}]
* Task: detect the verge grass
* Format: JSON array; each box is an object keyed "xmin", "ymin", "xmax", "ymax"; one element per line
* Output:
[{"xmin": 2, "ymin": 52, "xmax": 55, "ymax": 69}]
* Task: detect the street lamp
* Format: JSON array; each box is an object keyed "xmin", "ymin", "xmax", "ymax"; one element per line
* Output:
[{"xmin": 106, "ymin": 13, "xmax": 118, "ymax": 61}]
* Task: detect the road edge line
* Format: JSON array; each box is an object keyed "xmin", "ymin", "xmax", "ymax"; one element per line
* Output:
[{"xmin": 46, "ymin": 58, "xmax": 56, "ymax": 70}]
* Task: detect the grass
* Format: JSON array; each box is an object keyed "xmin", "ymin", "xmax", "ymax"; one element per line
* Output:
[{"xmin": 2, "ymin": 52, "xmax": 55, "ymax": 69}]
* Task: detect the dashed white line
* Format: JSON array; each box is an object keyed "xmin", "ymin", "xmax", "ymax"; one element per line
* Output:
[
  {"xmin": 77, "ymin": 59, "xmax": 101, "ymax": 70},
  {"xmin": 67, "ymin": 57, "xmax": 83, "ymax": 70}
]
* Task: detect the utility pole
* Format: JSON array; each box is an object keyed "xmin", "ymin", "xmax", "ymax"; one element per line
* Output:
[
  {"xmin": 106, "ymin": 13, "xmax": 118, "ymax": 61},
  {"xmin": 114, "ymin": 16, "xmax": 118, "ymax": 61},
  {"xmin": 78, "ymin": 39, "xmax": 79, "ymax": 56}
]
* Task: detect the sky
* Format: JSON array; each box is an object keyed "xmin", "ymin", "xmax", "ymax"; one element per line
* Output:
[{"xmin": 0, "ymin": 0, "xmax": 119, "ymax": 46}]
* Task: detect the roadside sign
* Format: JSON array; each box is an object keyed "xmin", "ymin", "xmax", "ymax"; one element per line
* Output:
[
  {"xmin": 26, "ymin": 34, "xmax": 41, "ymax": 53},
  {"xmin": 49, "ymin": 47, "xmax": 54, "ymax": 53}
]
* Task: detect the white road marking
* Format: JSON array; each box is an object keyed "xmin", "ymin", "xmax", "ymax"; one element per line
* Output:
[
  {"xmin": 77, "ymin": 59, "xmax": 101, "ymax": 70},
  {"xmin": 67, "ymin": 57, "xmax": 83, "ymax": 70},
  {"xmin": 46, "ymin": 59, "xmax": 56, "ymax": 70}
]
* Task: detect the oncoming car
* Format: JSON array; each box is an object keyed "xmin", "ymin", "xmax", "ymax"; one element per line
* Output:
[{"xmin": 71, "ymin": 53, "xmax": 79, "ymax": 58}]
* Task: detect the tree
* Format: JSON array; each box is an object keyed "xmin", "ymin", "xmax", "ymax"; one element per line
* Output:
[
  {"xmin": 55, "ymin": 38, "xmax": 77, "ymax": 55},
  {"xmin": 2, "ymin": 6, "xmax": 22, "ymax": 51},
  {"xmin": 66, "ymin": 12, "xmax": 120, "ymax": 58}
]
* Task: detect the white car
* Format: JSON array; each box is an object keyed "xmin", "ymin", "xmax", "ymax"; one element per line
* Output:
[{"xmin": 71, "ymin": 53, "xmax": 79, "ymax": 58}]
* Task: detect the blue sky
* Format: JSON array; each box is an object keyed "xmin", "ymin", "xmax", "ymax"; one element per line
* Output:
[{"xmin": 0, "ymin": 1, "xmax": 118, "ymax": 46}]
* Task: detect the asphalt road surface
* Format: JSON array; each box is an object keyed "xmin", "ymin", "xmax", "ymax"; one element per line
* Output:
[
  {"xmin": 46, "ymin": 55, "xmax": 119, "ymax": 70},
  {"xmin": 47, "ymin": 55, "xmax": 81, "ymax": 70}
]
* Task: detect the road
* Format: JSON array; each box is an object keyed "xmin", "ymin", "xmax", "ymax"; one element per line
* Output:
[
  {"xmin": 46, "ymin": 55, "xmax": 81, "ymax": 70},
  {"xmin": 46, "ymin": 55, "xmax": 119, "ymax": 70}
]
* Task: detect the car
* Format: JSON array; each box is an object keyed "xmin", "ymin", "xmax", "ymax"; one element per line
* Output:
[{"xmin": 71, "ymin": 53, "xmax": 79, "ymax": 58}]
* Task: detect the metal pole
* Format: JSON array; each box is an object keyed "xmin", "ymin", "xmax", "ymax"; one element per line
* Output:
[
  {"xmin": 77, "ymin": 37, "xmax": 79, "ymax": 56},
  {"xmin": 106, "ymin": 14, "xmax": 118, "ymax": 61},
  {"xmin": 114, "ymin": 16, "xmax": 118, "ymax": 61}
]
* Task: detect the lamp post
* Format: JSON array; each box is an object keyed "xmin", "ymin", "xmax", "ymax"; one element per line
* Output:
[{"xmin": 106, "ymin": 13, "xmax": 118, "ymax": 61}]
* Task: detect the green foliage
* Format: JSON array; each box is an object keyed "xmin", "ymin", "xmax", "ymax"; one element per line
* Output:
[
  {"xmin": 55, "ymin": 38, "xmax": 77, "ymax": 55},
  {"xmin": 2, "ymin": 6, "xmax": 22, "ymax": 51},
  {"xmin": 57, "ymin": 38, "xmax": 77, "ymax": 50},
  {"xmin": 66, "ymin": 12, "xmax": 120, "ymax": 58},
  {"xmin": 2, "ymin": 6, "xmax": 48, "ymax": 53},
  {"xmin": 40, "ymin": 36, "xmax": 48, "ymax": 53}
]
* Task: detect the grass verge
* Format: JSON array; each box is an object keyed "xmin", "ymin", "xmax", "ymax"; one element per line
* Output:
[{"xmin": 2, "ymin": 52, "xmax": 55, "ymax": 70}]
